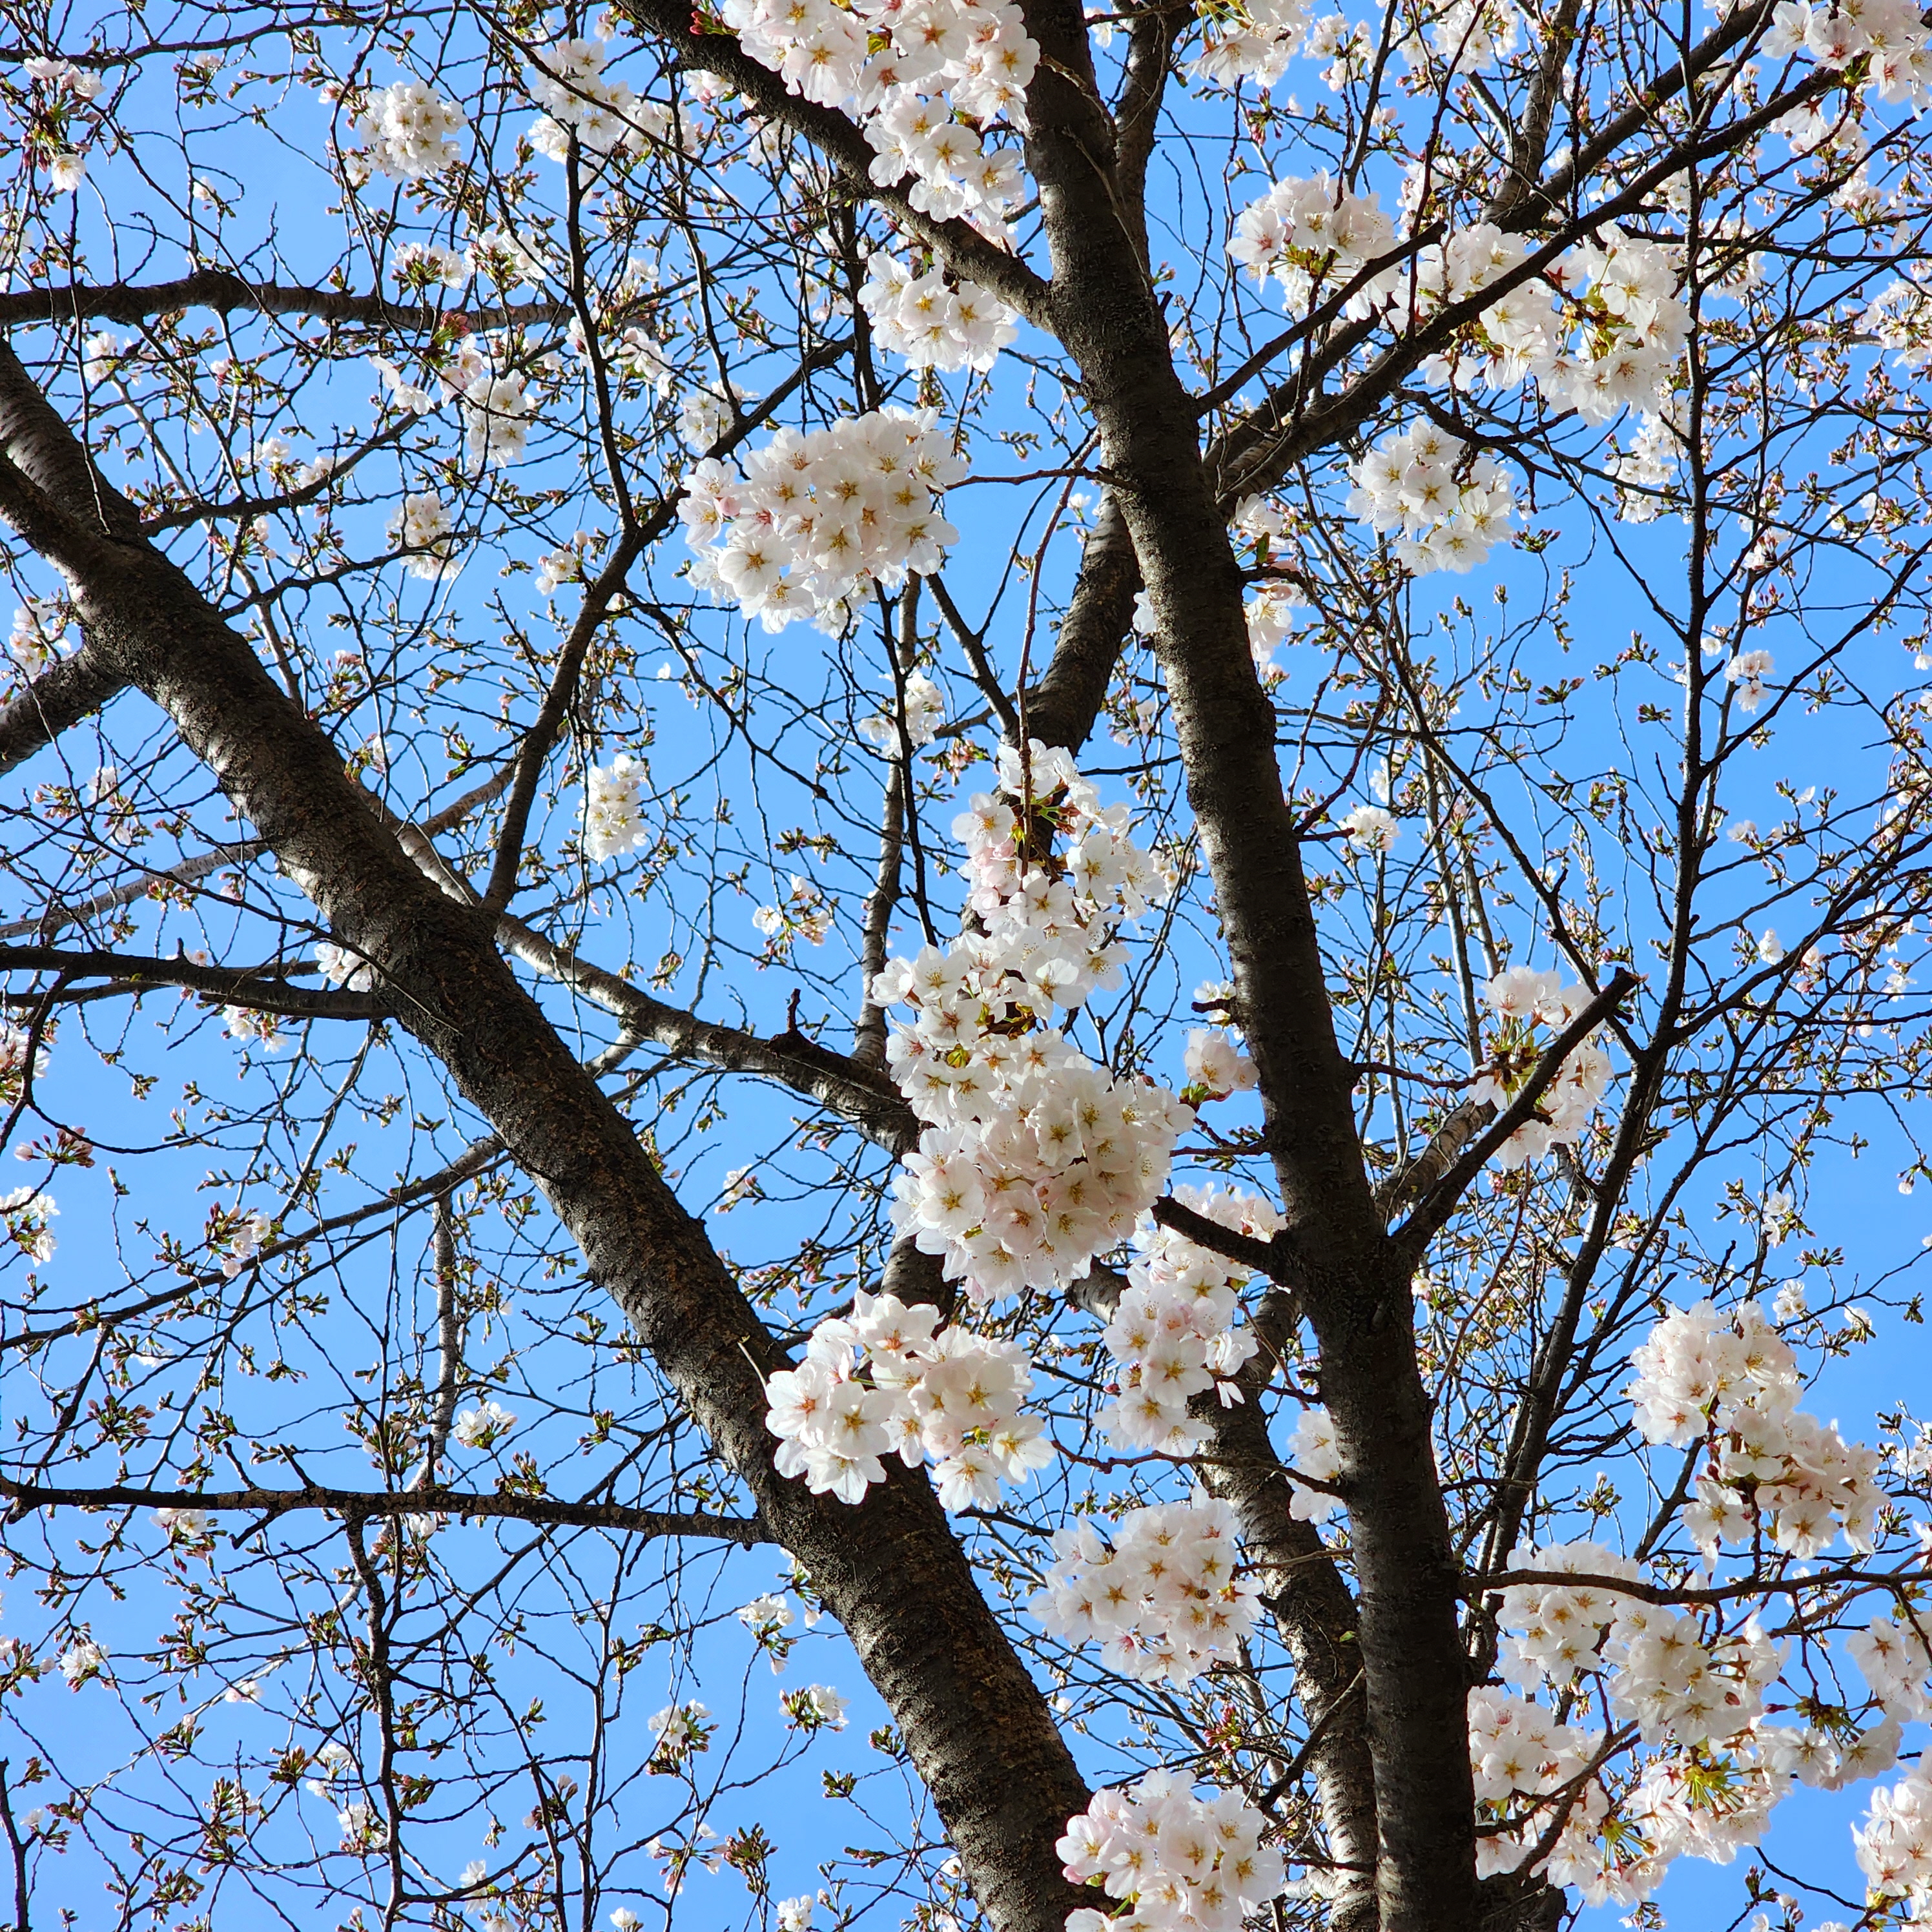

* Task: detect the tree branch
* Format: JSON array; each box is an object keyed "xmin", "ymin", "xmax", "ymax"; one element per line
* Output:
[
  {"xmin": 1374, "ymin": 1096, "xmax": 1494, "ymax": 1220},
  {"xmin": 1481, "ymin": 0, "xmax": 1581, "ymax": 226},
  {"xmin": 0, "ymin": 1475, "xmax": 768, "ymax": 1543},
  {"xmin": 1021, "ymin": 491, "xmax": 1139, "ymax": 754},
  {"xmin": 0, "ymin": 1760, "xmax": 26, "ymax": 1932},
  {"xmin": 613, "ymin": 0, "xmax": 1053, "ymax": 327},
  {"xmin": 1002, "ymin": 0, "xmax": 1485, "ymax": 1900},
  {"xmin": 0, "ymin": 943, "xmax": 384, "ymax": 1018},
  {"xmin": 0, "ymin": 760, "xmax": 514, "ymax": 944},
  {"xmin": 0, "ymin": 272, "xmax": 570, "ymax": 333},
  {"xmin": 1112, "ymin": 5, "xmax": 1175, "ymax": 241},
  {"xmin": 423, "ymin": 1196, "xmax": 464, "ymax": 1482},
  {"xmin": 1148, "ymin": 1195, "xmax": 1290, "ymax": 1280},
  {"xmin": 0, "ymin": 635, "xmax": 129, "ymax": 777},
  {"xmin": 929, "ymin": 573, "xmax": 1023, "ymax": 740},
  {"xmin": 1393, "ymin": 971, "xmax": 1640, "ymax": 1257},
  {"xmin": 0, "ymin": 336, "xmax": 1094, "ymax": 1932},
  {"xmin": 1195, "ymin": 1293, "xmax": 1378, "ymax": 1932},
  {"xmin": 495, "ymin": 910, "xmax": 921, "ymax": 1152},
  {"xmin": 481, "ymin": 333, "xmax": 854, "ymax": 911}
]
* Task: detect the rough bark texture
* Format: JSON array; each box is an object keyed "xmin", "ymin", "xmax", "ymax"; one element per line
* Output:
[
  {"xmin": 0, "ymin": 341, "xmax": 1093, "ymax": 1932},
  {"xmin": 1023, "ymin": 492, "xmax": 1140, "ymax": 756},
  {"xmin": 0, "ymin": 637, "xmax": 128, "ymax": 777},
  {"xmin": 1200, "ymin": 1389, "xmax": 1378, "ymax": 1932}
]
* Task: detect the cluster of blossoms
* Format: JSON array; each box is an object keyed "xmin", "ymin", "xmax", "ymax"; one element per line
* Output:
[
  {"xmin": 316, "ymin": 941, "xmax": 375, "ymax": 992},
  {"xmin": 1232, "ymin": 178, "xmax": 1698, "ymax": 489},
  {"xmin": 1471, "ymin": 1688, "xmax": 1790, "ymax": 1906},
  {"xmin": 58, "ymin": 1636, "xmax": 105, "ymax": 1687},
  {"xmin": 781, "ymin": 1682, "xmax": 849, "ymax": 1729},
  {"xmin": 1863, "ymin": 273, "xmax": 1932, "ymax": 376},
  {"xmin": 1472, "ymin": 965, "xmax": 1614, "ymax": 1169},
  {"xmin": 453, "ymin": 1399, "xmax": 517, "ymax": 1449},
  {"xmin": 372, "ymin": 338, "xmax": 540, "ymax": 463},
  {"xmin": 1727, "ymin": 645, "xmax": 1776, "ymax": 714},
  {"xmin": 1194, "ymin": 0, "xmax": 1373, "ymax": 94},
  {"xmin": 1421, "ymin": 0, "xmax": 1519, "ymax": 72},
  {"xmin": 676, "ymin": 381, "xmax": 746, "ymax": 453},
  {"xmin": 1603, "ymin": 410, "xmax": 1681, "ymax": 520},
  {"xmin": 22, "ymin": 56, "xmax": 104, "ymax": 191},
  {"xmin": 1285, "ymin": 214, "xmax": 1689, "ymax": 426},
  {"xmin": 858, "ymin": 252, "xmax": 1016, "ymax": 372},
  {"xmin": 1180, "ymin": 1031, "xmax": 1255, "ymax": 1101},
  {"xmin": 468, "ymin": 228, "xmax": 548, "ymax": 289},
  {"xmin": 347, "ymin": 79, "xmax": 466, "ymax": 180},
  {"xmin": 0, "ymin": 1023, "xmax": 49, "ymax": 1105},
  {"xmin": 1191, "ymin": 0, "xmax": 1304, "ymax": 87},
  {"xmin": 371, "ymin": 355, "xmax": 438, "ymax": 417},
  {"xmin": 584, "ymin": 754, "xmax": 650, "ymax": 861},
  {"xmin": 211, "ymin": 1206, "xmax": 272, "ymax": 1280},
  {"xmin": 21, "ymin": 55, "xmax": 102, "ymax": 96},
  {"xmin": 1627, "ymin": 1299, "xmax": 1882, "ymax": 1559},
  {"xmin": 719, "ymin": 0, "xmax": 1034, "ymax": 234},
  {"xmin": 1603, "ymin": 1604, "xmax": 1780, "ymax": 1748},
  {"xmin": 1057, "ymin": 1772, "xmax": 1286, "ymax": 1932},
  {"xmin": 1229, "ymin": 498, "xmax": 1304, "ymax": 669},
  {"xmin": 222, "ymin": 1005, "xmax": 285, "ymax": 1052},
  {"xmin": 1283, "ymin": 1404, "xmax": 1341, "ymax": 1521},
  {"xmin": 601, "ymin": 320, "xmax": 679, "ymax": 397},
  {"xmin": 1344, "ymin": 423, "xmax": 1517, "ymax": 575},
  {"xmin": 376, "ymin": 343, "xmax": 539, "ymax": 460},
  {"xmin": 1468, "ymin": 1685, "xmax": 1609, "ymax": 1889},
  {"xmin": 1465, "ymin": 1276, "xmax": 1931, "ymax": 1907},
  {"xmin": 1097, "ymin": 1189, "xmax": 1275, "ymax": 1454},
  {"xmin": 874, "ymin": 741, "xmax": 1189, "ymax": 1301},
  {"xmin": 38, "ymin": 145, "xmax": 86, "ymax": 191},
  {"xmin": 1518, "ymin": 229, "xmax": 1690, "ymax": 424},
  {"xmin": 309, "ymin": 1760, "xmax": 405, "ymax": 1840},
  {"xmin": 1483, "ymin": 1539, "xmax": 1798, "ymax": 1906},
  {"xmin": 857, "ymin": 668, "xmax": 946, "ymax": 748},
  {"xmin": 526, "ymin": 35, "xmax": 669, "ymax": 159},
  {"xmin": 1764, "ymin": 0, "xmax": 1932, "ymax": 106},
  {"xmin": 70, "ymin": 762, "xmax": 139, "ymax": 847},
  {"xmin": 681, "ymin": 409, "xmax": 963, "ymax": 632},
  {"xmin": 449, "ymin": 339, "xmax": 535, "ymax": 469},
  {"xmin": 533, "ymin": 544, "xmax": 584, "ymax": 597},
  {"xmin": 1339, "ymin": 802, "xmax": 1400, "ymax": 853},
  {"xmin": 1856, "ymin": 1756, "xmax": 1932, "ymax": 1913},
  {"xmin": 752, "ymin": 874, "xmax": 834, "ymax": 948},
  {"xmin": 1494, "ymin": 1540, "xmax": 1644, "ymax": 1690},
  {"xmin": 647, "ymin": 1701, "xmax": 714, "ymax": 1769},
  {"xmin": 387, "ymin": 491, "xmax": 458, "ymax": 580},
  {"xmin": 1227, "ymin": 172, "xmax": 1397, "ymax": 315},
  {"xmin": 1030, "ymin": 1495, "xmax": 1262, "ymax": 1684},
  {"xmin": 764, "ymin": 1289, "xmax": 1048, "ymax": 1507},
  {"xmin": 301, "ymin": 1738, "xmax": 359, "ymax": 1793},
  {"xmin": 1849, "ymin": 1616, "xmax": 1932, "ymax": 1722},
  {"xmin": 8, "ymin": 596, "xmax": 67, "ymax": 672},
  {"xmin": 336, "ymin": 1798, "xmax": 385, "ymax": 1848},
  {"xmin": 390, "ymin": 240, "xmax": 467, "ymax": 288}
]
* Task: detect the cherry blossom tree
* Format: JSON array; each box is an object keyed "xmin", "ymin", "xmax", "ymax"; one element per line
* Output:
[{"xmin": 6, "ymin": 2, "xmax": 1932, "ymax": 1931}]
